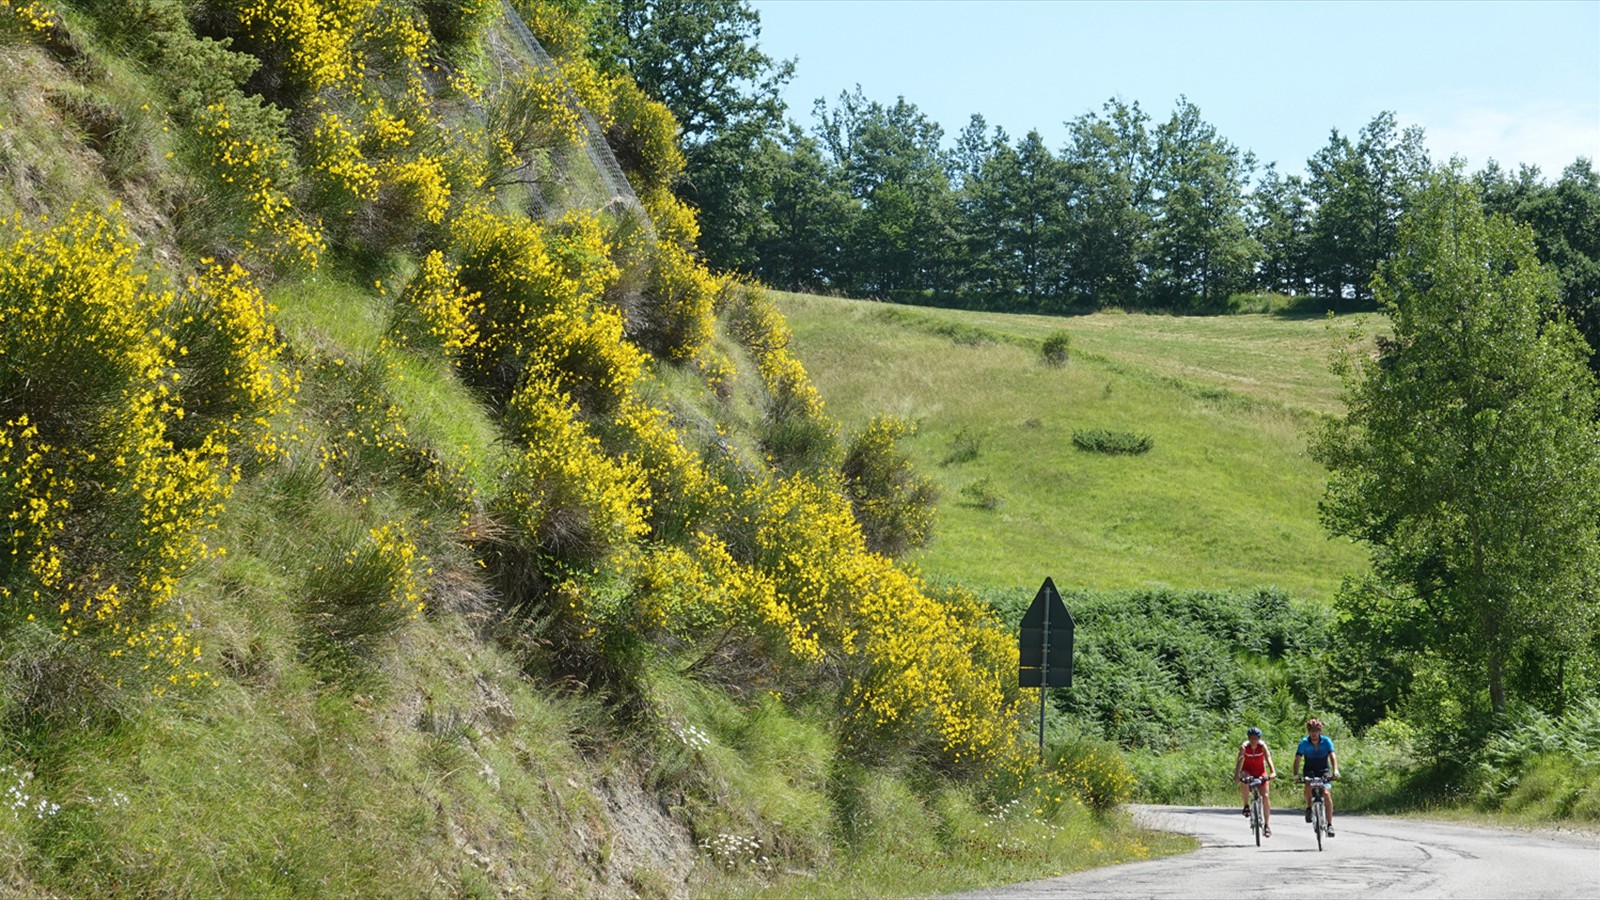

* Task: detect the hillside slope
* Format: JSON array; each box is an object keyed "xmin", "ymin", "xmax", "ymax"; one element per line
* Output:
[
  {"xmin": 774, "ymin": 292, "xmax": 1371, "ymax": 600},
  {"xmin": 0, "ymin": 1, "xmax": 1182, "ymax": 895}
]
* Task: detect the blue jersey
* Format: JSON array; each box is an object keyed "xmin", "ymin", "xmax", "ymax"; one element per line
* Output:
[{"xmin": 1297, "ymin": 735, "xmax": 1334, "ymax": 770}]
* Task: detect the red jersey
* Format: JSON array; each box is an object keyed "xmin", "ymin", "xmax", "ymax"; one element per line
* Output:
[{"xmin": 1240, "ymin": 741, "xmax": 1267, "ymax": 777}]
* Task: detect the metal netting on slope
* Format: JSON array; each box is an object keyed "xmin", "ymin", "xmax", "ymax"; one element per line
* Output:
[{"xmin": 495, "ymin": 0, "xmax": 652, "ymax": 229}]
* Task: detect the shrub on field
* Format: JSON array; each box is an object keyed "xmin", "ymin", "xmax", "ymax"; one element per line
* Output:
[
  {"xmin": 958, "ymin": 478, "xmax": 1003, "ymax": 510},
  {"xmin": 1071, "ymin": 429, "xmax": 1153, "ymax": 455},
  {"xmin": 1041, "ymin": 331, "xmax": 1070, "ymax": 367},
  {"xmin": 942, "ymin": 427, "xmax": 983, "ymax": 465}
]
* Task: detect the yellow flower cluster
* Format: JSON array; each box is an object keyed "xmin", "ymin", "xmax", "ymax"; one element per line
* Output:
[
  {"xmin": 308, "ymin": 111, "xmax": 380, "ymax": 211},
  {"xmin": 609, "ymin": 79, "xmax": 684, "ymax": 191},
  {"xmin": 359, "ymin": 521, "xmax": 428, "ymax": 618},
  {"xmin": 0, "ymin": 0, "xmax": 57, "ymax": 36},
  {"xmin": 0, "ymin": 210, "xmax": 290, "ymax": 690},
  {"xmin": 386, "ymin": 250, "xmax": 480, "ymax": 358},
  {"xmin": 730, "ymin": 474, "xmax": 1021, "ymax": 766},
  {"xmin": 181, "ymin": 262, "xmax": 298, "ymax": 462},
  {"xmin": 548, "ymin": 212, "xmax": 621, "ymax": 306},
  {"xmin": 237, "ymin": 0, "xmax": 378, "ymax": 96},
  {"xmin": 641, "ymin": 184, "xmax": 701, "ymax": 250},
  {"xmin": 454, "ymin": 208, "xmax": 644, "ymax": 415},
  {"xmin": 194, "ymin": 100, "xmax": 325, "ymax": 268}
]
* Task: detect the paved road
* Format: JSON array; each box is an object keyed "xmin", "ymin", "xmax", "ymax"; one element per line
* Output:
[{"xmin": 953, "ymin": 805, "xmax": 1600, "ymax": 899}]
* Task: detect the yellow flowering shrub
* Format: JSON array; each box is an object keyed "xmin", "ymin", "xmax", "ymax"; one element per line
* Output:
[
  {"xmin": 0, "ymin": 0, "xmax": 58, "ymax": 39},
  {"xmin": 608, "ymin": 78, "xmax": 684, "ymax": 192},
  {"xmin": 166, "ymin": 261, "xmax": 298, "ymax": 463},
  {"xmin": 386, "ymin": 249, "xmax": 480, "ymax": 358},
  {"xmin": 0, "ymin": 210, "xmax": 273, "ymax": 692},
  {"xmin": 727, "ymin": 473, "xmax": 1022, "ymax": 768},
  {"xmin": 636, "ymin": 242, "xmax": 719, "ymax": 362},
  {"xmin": 453, "ymin": 208, "xmax": 645, "ymax": 416},
  {"xmin": 547, "ymin": 211, "xmax": 620, "ymax": 307},
  {"xmin": 494, "ymin": 375, "xmax": 649, "ymax": 567},
  {"xmin": 453, "ymin": 207, "xmax": 578, "ymax": 394},
  {"xmin": 487, "ymin": 64, "xmax": 591, "ymax": 167},
  {"xmin": 192, "ymin": 98, "xmax": 325, "ymax": 268},
  {"xmin": 236, "ymin": 0, "xmax": 377, "ymax": 97},
  {"xmin": 307, "ymin": 110, "xmax": 380, "ymax": 212},
  {"xmin": 722, "ymin": 282, "xmax": 838, "ymax": 469},
  {"xmin": 611, "ymin": 399, "xmax": 724, "ymax": 540},
  {"xmin": 633, "ymin": 531, "xmax": 777, "ymax": 640},
  {"xmin": 384, "ymin": 152, "xmax": 452, "ymax": 224},
  {"xmin": 641, "ymin": 184, "xmax": 701, "ymax": 250}
]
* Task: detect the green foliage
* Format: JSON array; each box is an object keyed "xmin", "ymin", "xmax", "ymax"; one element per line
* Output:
[
  {"xmin": 841, "ymin": 416, "xmax": 938, "ymax": 558},
  {"xmin": 1476, "ymin": 700, "xmax": 1600, "ymax": 821},
  {"xmin": 991, "ymin": 587, "xmax": 1332, "ymax": 754},
  {"xmin": 1071, "ymin": 428, "xmax": 1152, "ymax": 455},
  {"xmin": 1314, "ymin": 167, "xmax": 1600, "ymax": 716}
]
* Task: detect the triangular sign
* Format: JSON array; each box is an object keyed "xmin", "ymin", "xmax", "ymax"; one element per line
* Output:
[{"xmin": 1019, "ymin": 577, "xmax": 1073, "ymax": 687}]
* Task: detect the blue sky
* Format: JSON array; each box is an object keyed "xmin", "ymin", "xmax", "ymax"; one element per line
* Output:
[{"xmin": 750, "ymin": 0, "xmax": 1600, "ymax": 179}]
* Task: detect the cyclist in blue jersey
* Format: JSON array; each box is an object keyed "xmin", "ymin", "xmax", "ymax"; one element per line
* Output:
[{"xmin": 1292, "ymin": 718, "xmax": 1340, "ymax": 836}]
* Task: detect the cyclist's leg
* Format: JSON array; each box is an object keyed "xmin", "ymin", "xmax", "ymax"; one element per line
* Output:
[
  {"xmin": 1324, "ymin": 785, "xmax": 1334, "ymax": 825},
  {"xmin": 1261, "ymin": 780, "xmax": 1271, "ymax": 825},
  {"xmin": 1238, "ymin": 779, "xmax": 1250, "ymax": 812}
]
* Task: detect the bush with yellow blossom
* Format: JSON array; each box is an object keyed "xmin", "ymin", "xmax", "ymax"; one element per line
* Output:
[{"xmin": 0, "ymin": 209, "xmax": 294, "ymax": 698}]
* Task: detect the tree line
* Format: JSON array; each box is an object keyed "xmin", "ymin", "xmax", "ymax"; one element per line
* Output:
[{"xmin": 590, "ymin": 1, "xmax": 1598, "ymax": 337}]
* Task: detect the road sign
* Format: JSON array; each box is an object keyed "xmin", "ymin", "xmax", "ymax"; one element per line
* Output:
[{"xmin": 1019, "ymin": 577, "xmax": 1073, "ymax": 688}]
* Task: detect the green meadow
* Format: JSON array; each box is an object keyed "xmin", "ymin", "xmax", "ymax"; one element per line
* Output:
[{"xmin": 773, "ymin": 292, "xmax": 1373, "ymax": 601}]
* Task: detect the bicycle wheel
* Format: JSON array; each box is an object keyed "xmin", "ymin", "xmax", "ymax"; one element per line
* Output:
[
  {"xmin": 1251, "ymin": 793, "xmax": 1263, "ymax": 846},
  {"xmin": 1313, "ymin": 800, "xmax": 1324, "ymax": 851}
]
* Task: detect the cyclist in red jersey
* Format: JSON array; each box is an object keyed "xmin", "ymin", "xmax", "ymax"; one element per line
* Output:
[{"xmin": 1233, "ymin": 726, "xmax": 1277, "ymax": 837}]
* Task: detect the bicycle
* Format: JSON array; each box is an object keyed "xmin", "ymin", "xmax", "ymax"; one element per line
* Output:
[
  {"xmin": 1298, "ymin": 775, "xmax": 1333, "ymax": 850},
  {"xmin": 1240, "ymin": 775, "xmax": 1272, "ymax": 846}
]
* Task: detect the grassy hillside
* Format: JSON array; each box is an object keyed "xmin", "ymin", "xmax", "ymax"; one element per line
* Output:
[{"xmin": 773, "ymin": 292, "xmax": 1371, "ymax": 600}]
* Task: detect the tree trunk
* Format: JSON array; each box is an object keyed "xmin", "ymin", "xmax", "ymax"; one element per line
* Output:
[{"xmin": 1486, "ymin": 612, "xmax": 1506, "ymax": 716}]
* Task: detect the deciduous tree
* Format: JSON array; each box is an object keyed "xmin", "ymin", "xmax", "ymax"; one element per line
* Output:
[{"xmin": 1314, "ymin": 168, "xmax": 1600, "ymax": 717}]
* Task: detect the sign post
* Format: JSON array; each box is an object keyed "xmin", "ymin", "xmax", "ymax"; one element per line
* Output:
[{"xmin": 1019, "ymin": 577, "xmax": 1074, "ymax": 759}]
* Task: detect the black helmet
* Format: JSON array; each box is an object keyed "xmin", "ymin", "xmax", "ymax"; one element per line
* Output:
[{"xmin": 1247, "ymin": 727, "xmax": 1262, "ymax": 737}]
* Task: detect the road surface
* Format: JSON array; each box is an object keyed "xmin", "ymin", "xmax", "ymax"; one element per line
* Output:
[{"xmin": 953, "ymin": 805, "xmax": 1600, "ymax": 899}]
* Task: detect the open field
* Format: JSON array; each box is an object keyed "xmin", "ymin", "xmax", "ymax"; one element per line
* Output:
[{"xmin": 773, "ymin": 293, "xmax": 1374, "ymax": 600}]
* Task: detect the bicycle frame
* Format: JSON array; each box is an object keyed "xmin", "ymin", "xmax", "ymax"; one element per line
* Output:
[{"xmin": 1300, "ymin": 776, "xmax": 1330, "ymax": 850}]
